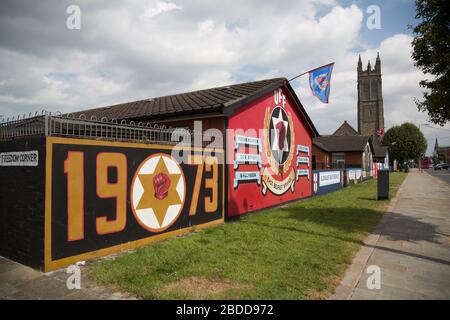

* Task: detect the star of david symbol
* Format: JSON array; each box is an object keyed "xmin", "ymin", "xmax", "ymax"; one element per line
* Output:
[
  {"xmin": 269, "ymin": 107, "xmax": 291, "ymax": 165},
  {"xmin": 131, "ymin": 154, "xmax": 185, "ymax": 232}
]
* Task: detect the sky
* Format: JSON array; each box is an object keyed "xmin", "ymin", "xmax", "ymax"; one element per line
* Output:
[{"xmin": 0, "ymin": 0, "xmax": 449, "ymax": 154}]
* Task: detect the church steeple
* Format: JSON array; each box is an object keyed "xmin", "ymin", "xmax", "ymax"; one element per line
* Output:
[
  {"xmin": 357, "ymin": 54, "xmax": 384, "ymax": 144},
  {"xmin": 375, "ymin": 52, "xmax": 381, "ymax": 72}
]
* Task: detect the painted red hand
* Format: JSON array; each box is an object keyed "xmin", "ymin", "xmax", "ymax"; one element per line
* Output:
[
  {"xmin": 276, "ymin": 122, "xmax": 286, "ymax": 150},
  {"xmin": 153, "ymin": 172, "xmax": 170, "ymax": 200}
]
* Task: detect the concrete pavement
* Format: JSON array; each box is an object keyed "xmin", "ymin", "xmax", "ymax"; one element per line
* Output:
[
  {"xmin": 332, "ymin": 170, "xmax": 450, "ymax": 300},
  {"xmin": 0, "ymin": 257, "xmax": 136, "ymax": 300}
]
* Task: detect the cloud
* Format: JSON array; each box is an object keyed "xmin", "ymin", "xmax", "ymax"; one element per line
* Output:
[
  {"xmin": 0, "ymin": 0, "xmax": 447, "ymax": 153},
  {"xmin": 297, "ymin": 31, "xmax": 450, "ymax": 154},
  {"xmin": 143, "ymin": 1, "xmax": 182, "ymax": 19}
]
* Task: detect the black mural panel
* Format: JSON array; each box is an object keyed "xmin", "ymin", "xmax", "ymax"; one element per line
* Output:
[
  {"xmin": 0, "ymin": 137, "xmax": 46, "ymax": 269},
  {"xmin": 50, "ymin": 139, "xmax": 223, "ymax": 261}
]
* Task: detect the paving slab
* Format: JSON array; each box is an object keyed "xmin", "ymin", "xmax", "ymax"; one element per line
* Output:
[
  {"xmin": 331, "ymin": 171, "xmax": 450, "ymax": 300},
  {"xmin": 0, "ymin": 257, "xmax": 136, "ymax": 300}
]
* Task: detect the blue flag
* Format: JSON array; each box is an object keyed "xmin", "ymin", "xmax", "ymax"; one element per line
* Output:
[{"xmin": 308, "ymin": 63, "xmax": 334, "ymax": 103}]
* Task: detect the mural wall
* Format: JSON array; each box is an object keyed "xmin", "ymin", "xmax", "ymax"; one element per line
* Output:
[
  {"xmin": 312, "ymin": 169, "xmax": 344, "ymax": 196},
  {"xmin": 345, "ymin": 168, "xmax": 363, "ymax": 186},
  {"xmin": 227, "ymin": 87, "xmax": 314, "ymax": 216},
  {"xmin": 45, "ymin": 137, "xmax": 224, "ymax": 271},
  {"xmin": 0, "ymin": 137, "xmax": 46, "ymax": 269}
]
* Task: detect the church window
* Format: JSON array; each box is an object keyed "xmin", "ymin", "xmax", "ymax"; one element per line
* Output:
[
  {"xmin": 362, "ymin": 80, "xmax": 370, "ymax": 100},
  {"xmin": 370, "ymin": 79, "xmax": 378, "ymax": 99}
]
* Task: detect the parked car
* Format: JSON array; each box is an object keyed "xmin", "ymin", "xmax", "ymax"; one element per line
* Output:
[{"xmin": 433, "ymin": 163, "xmax": 449, "ymax": 170}]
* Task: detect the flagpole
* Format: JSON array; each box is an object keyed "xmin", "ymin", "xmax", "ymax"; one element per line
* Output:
[
  {"xmin": 288, "ymin": 71, "xmax": 309, "ymax": 82},
  {"xmin": 288, "ymin": 62, "xmax": 335, "ymax": 82}
]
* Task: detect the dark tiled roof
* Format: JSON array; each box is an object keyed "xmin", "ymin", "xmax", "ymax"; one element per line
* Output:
[
  {"xmin": 332, "ymin": 121, "xmax": 359, "ymax": 136},
  {"xmin": 373, "ymin": 145, "xmax": 388, "ymax": 158},
  {"xmin": 73, "ymin": 78, "xmax": 286, "ymax": 121},
  {"xmin": 313, "ymin": 135, "xmax": 372, "ymax": 152},
  {"xmin": 312, "ymin": 140, "xmax": 329, "ymax": 151}
]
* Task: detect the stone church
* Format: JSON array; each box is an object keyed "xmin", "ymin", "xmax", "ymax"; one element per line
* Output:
[
  {"xmin": 357, "ymin": 53, "xmax": 384, "ymax": 143},
  {"xmin": 333, "ymin": 53, "xmax": 385, "ymax": 143},
  {"xmin": 312, "ymin": 54, "xmax": 389, "ymax": 170}
]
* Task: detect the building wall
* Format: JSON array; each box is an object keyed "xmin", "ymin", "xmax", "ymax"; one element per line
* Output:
[
  {"xmin": 1, "ymin": 136, "xmax": 225, "ymax": 271},
  {"xmin": 312, "ymin": 170, "xmax": 344, "ymax": 195},
  {"xmin": 44, "ymin": 137, "xmax": 225, "ymax": 271},
  {"xmin": 0, "ymin": 137, "xmax": 46, "ymax": 269},
  {"xmin": 345, "ymin": 151, "xmax": 363, "ymax": 167},
  {"xmin": 312, "ymin": 147, "xmax": 373, "ymax": 173},
  {"xmin": 312, "ymin": 145, "xmax": 329, "ymax": 169},
  {"xmin": 312, "ymin": 149, "xmax": 364, "ymax": 169},
  {"xmin": 227, "ymin": 86, "xmax": 314, "ymax": 217}
]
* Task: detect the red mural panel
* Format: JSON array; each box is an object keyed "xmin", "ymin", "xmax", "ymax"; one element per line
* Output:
[{"xmin": 227, "ymin": 86, "xmax": 314, "ymax": 216}]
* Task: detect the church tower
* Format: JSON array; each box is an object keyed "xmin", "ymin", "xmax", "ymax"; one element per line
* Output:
[{"xmin": 357, "ymin": 53, "xmax": 384, "ymax": 144}]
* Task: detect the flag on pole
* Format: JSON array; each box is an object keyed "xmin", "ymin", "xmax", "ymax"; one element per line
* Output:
[{"xmin": 308, "ymin": 63, "xmax": 334, "ymax": 103}]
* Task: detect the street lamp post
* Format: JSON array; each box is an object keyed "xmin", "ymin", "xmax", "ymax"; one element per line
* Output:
[{"xmin": 389, "ymin": 141, "xmax": 399, "ymax": 171}]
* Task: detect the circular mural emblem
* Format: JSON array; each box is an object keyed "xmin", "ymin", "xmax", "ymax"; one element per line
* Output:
[
  {"xmin": 269, "ymin": 106, "xmax": 292, "ymax": 165},
  {"xmin": 261, "ymin": 104, "xmax": 296, "ymax": 196},
  {"xmin": 130, "ymin": 154, "xmax": 186, "ymax": 233}
]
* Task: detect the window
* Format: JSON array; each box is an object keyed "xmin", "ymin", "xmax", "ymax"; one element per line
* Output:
[
  {"xmin": 362, "ymin": 78, "xmax": 378, "ymax": 100},
  {"xmin": 370, "ymin": 79, "xmax": 378, "ymax": 99},
  {"xmin": 362, "ymin": 80, "xmax": 370, "ymax": 100},
  {"xmin": 332, "ymin": 153, "xmax": 345, "ymax": 169}
]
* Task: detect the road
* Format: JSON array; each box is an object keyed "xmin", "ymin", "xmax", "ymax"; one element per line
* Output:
[{"xmin": 426, "ymin": 168, "xmax": 450, "ymax": 185}]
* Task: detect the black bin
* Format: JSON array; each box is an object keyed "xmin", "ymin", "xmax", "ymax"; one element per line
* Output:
[{"xmin": 377, "ymin": 169, "xmax": 389, "ymax": 200}]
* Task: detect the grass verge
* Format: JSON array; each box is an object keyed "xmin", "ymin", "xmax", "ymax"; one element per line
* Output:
[{"xmin": 89, "ymin": 172, "xmax": 407, "ymax": 299}]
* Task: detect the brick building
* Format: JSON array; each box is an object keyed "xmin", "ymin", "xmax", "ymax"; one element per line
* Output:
[{"xmin": 312, "ymin": 121, "xmax": 374, "ymax": 174}]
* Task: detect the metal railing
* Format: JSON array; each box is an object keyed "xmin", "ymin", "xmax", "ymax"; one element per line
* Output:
[
  {"xmin": 0, "ymin": 112, "xmax": 208, "ymax": 146},
  {"xmin": 0, "ymin": 115, "xmax": 46, "ymax": 139}
]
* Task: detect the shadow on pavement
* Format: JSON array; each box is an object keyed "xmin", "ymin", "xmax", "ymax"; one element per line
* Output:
[{"xmin": 379, "ymin": 210, "xmax": 443, "ymax": 244}]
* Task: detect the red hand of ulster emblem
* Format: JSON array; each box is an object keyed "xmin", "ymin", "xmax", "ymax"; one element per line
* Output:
[
  {"xmin": 276, "ymin": 122, "xmax": 286, "ymax": 150},
  {"xmin": 153, "ymin": 172, "xmax": 171, "ymax": 200}
]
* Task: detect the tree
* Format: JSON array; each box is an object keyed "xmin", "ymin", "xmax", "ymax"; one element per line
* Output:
[
  {"xmin": 381, "ymin": 123, "xmax": 427, "ymax": 166},
  {"xmin": 411, "ymin": 0, "xmax": 450, "ymax": 126},
  {"xmin": 431, "ymin": 154, "xmax": 439, "ymax": 164}
]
